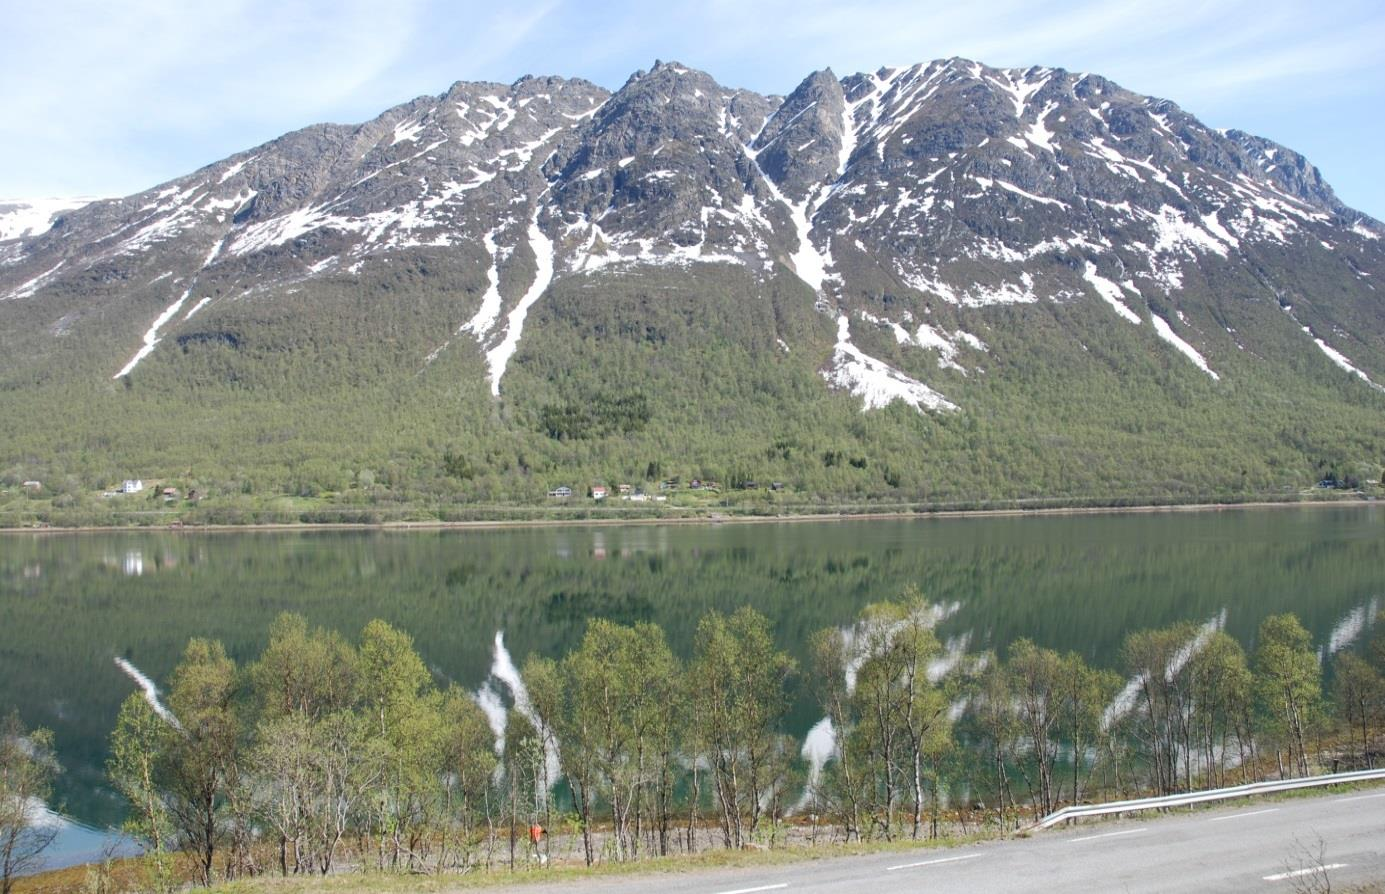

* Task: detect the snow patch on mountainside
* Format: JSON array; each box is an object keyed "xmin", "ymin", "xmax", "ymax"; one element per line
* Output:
[
  {"xmin": 497, "ymin": 128, "xmax": 562, "ymax": 171},
  {"xmin": 425, "ymin": 226, "xmax": 509, "ymax": 366},
  {"xmin": 567, "ymin": 209, "xmax": 759, "ymax": 274},
  {"xmin": 4, "ymin": 261, "xmax": 65, "ymax": 300},
  {"xmin": 485, "ymin": 212, "xmax": 554, "ymax": 396},
  {"xmin": 897, "ymin": 266, "xmax": 1040, "ymax": 308},
  {"xmin": 992, "ymin": 69, "xmax": 1049, "ymax": 118},
  {"xmin": 218, "ymin": 157, "xmax": 256, "ymax": 183},
  {"xmin": 0, "ymin": 197, "xmax": 99, "ymax": 241},
  {"xmin": 913, "ymin": 321, "xmax": 988, "ymax": 372},
  {"xmin": 1083, "ymin": 262, "xmax": 1142, "ymax": 324},
  {"xmin": 759, "ymin": 168, "xmax": 831, "ymax": 294},
  {"xmin": 113, "ymin": 289, "xmax": 193, "ymax": 378},
  {"xmin": 232, "ymin": 202, "xmax": 436, "ymax": 257},
  {"xmin": 837, "ymin": 96, "xmax": 858, "ymax": 177},
  {"xmin": 183, "ymin": 297, "xmax": 213, "ymax": 321},
  {"xmin": 1283, "ymin": 306, "xmax": 1384, "ymax": 392},
  {"xmin": 858, "ymin": 310, "xmax": 988, "ymax": 373},
  {"xmin": 822, "ymin": 314, "xmax": 956, "ymax": 412},
  {"xmin": 392, "ymin": 118, "xmax": 426, "ymax": 145},
  {"xmin": 1150, "ymin": 312, "xmax": 1219, "ymax": 379},
  {"xmin": 745, "ymin": 106, "xmax": 850, "ymax": 297},
  {"xmin": 995, "ymin": 178, "xmax": 1065, "ymax": 208},
  {"xmin": 462, "ymin": 229, "xmax": 505, "ymax": 338},
  {"xmin": 1200, "ymin": 209, "xmax": 1240, "ymax": 249},
  {"xmin": 972, "ymin": 176, "xmax": 1068, "ymax": 209},
  {"xmin": 1310, "ymin": 333, "xmax": 1384, "ymax": 392},
  {"xmin": 1024, "ymin": 102, "xmax": 1060, "ymax": 152},
  {"xmin": 1146, "ymin": 205, "xmax": 1232, "ymax": 258}
]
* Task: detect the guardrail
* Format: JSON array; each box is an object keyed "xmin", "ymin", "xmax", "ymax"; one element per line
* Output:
[{"xmin": 1032, "ymin": 767, "xmax": 1385, "ymax": 830}]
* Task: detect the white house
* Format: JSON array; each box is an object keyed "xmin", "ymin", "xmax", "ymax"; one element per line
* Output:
[{"xmin": 120, "ymin": 479, "xmax": 144, "ymax": 494}]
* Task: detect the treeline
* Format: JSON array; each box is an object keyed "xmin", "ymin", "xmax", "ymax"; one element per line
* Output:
[
  {"xmin": 99, "ymin": 610, "xmax": 796, "ymax": 886},
  {"xmin": 43, "ymin": 599, "xmax": 1385, "ymax": 887}
]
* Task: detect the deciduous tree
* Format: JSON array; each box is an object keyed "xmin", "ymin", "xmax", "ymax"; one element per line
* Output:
[{"xmin": 0, "ymin": 712, "xmax": 58, "ymax": 894}]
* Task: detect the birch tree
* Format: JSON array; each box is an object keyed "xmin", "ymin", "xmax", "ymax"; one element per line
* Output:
[
  {"xmin": 1253, "ymin": 614, "xmax": 1321, "ymax": 778},
  {"xmin": 1333, "ymin": 652, "xmax": 1382, "ymax": 769},
  {"xmin": 0, "ymin": 713, "xmax": 58, "ymax": 894},
  {"xmin": 690, "ymin": 608, "xmax": 795, "ymax": 849},
  {"xmin": 163, "ymin": 639, "xmax": 240, "ymax": 886},
  {"xmin": 108, "ymin": 694, "xmax": 175, "ymax": 893}
]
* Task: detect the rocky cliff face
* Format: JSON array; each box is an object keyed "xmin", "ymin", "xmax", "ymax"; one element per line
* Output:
[{"xmin": 1, "ymin": 59, "xmax": 1381, "ymax": 499}]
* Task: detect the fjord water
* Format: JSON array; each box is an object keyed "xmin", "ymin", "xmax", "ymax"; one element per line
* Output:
[{"xmin": 3, "ymin": 506, "xmax": 1383, "ymax": 831}]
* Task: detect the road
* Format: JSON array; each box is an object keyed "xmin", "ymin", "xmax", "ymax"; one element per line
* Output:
[{"xmin": 499, "ymin": 790, "xmax": 1385, "ymax": 893}]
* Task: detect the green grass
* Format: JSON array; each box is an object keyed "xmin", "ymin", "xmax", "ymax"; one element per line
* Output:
[{"xmin": 210, "ymin": 832, "xmax": 999, "ymax": 894}]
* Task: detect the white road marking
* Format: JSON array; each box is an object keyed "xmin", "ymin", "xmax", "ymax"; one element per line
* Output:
[
  {"xmin": 713, "ymin": 885, "xmax": 788, "ymax": 894},
  {"xmin": 1264, "ymin": 864, "xmax": 1348, "ymax": 881},
  {"xmin": 1208, "ymin": 808, "xmax": 1279, "ymax": 822},
  {"xmin": 1070, "ymin": 828, "xmax": 1147, "ymax": 843},
  {"xmin": 885, "ymin": 853, "xmax": 981, "ymax": 872},
  {"xmin": 1337, "ymin": 792, "xmax": 1385, "ymax": 803}
]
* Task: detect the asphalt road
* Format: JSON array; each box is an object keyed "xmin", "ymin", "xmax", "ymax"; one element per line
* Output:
[{"xmin": 500, "ymin": 790, "xmax": 1385, "ymax": 893}]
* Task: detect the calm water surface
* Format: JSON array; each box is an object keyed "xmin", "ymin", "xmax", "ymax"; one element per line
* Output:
[{"xmin": 2, "ymin": 506, "xmax": 1383, "ymax": 834}]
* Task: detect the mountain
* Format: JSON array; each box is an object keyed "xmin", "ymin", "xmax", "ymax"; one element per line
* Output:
[
  {"xmin": 0, "ymin": 197, "xmax": 103, "ymax": 241},
  {"xmin": 1, "ymin": 59, "xmax": 1383, "ymax": 514}
]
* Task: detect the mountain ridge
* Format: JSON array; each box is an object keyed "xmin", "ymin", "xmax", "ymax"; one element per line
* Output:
[{"xmin": 1, "ymin": 57, "xmax": 1382, "ymax": 512}]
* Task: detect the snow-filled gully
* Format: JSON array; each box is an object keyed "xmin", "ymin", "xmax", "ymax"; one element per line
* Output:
[
  {"xmin": 462, "ymin": 228, "xmax": 505, "ymax": 338},
  {"xmin": 1082, "ymin": 262, "xmax": 1220, "ymax": 380},
  {"xmin": 823, "ymin": 314, "xmax": 957, "ymax": 412},
  {"xmin": 113, "ymin": 289, "xmax": 193, "ymax": 379},
  {"xmin": 484, "ymin": 210, "xmax": 555, "ymax": 396},
  {"xmin": 747, "ymin": 97, "xmax": 956, "ymax": 415}
]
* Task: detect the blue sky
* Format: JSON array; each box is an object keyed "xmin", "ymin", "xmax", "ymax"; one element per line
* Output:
[{"xmin": 3, "ymin": 0, "xmax": 1383, "ymax": 218}]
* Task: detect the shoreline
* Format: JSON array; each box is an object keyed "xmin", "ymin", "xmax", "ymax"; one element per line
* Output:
[{"xmin": 0, "ymin": 496, "xmax": 1374, "ymax": 536}]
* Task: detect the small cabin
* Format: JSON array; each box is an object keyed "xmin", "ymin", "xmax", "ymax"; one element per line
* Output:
[
  {"xmin": 21, "ymin": 480, "xmax": 41, "ymax": 491},
  {"xmin": 547, "ymin": 486, "xmax": 573, "ymax": 498},
  {"xmin": 161, "ymin": 487, "xmax": 179, "ymax": 501},
  {"xmin": 591, "ymin": 485, "xmax": 609, "ymax": 500},
  {"xmin": 120, "ymin": 479, "xmax": 144, "ymax": 494},
  {"xmin": 617, "ymin": 483, "xmax": 633, "ymax": 495}
]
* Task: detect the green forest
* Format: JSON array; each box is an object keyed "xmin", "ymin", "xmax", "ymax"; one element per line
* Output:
[
  {"xmin": 2, "ymin": 258, "xmax": 1384, "ymax": 528},
  {"xmin": 5, "ymin": 597, "xmax": 1384, "ymax": 891}
]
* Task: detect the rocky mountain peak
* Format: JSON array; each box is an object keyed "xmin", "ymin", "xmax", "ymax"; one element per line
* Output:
[
  {"xmin": 1224, "ymin": 129, "xmax": 1344, "ymax": 214},
  {"xmin": 752, "ymin": 68, "xmax": 848, "ymax": 202}
]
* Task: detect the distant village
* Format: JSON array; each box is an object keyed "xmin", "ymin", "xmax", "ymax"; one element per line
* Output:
[
  {"xmin": 10, "ymin": 474, "xmax": 785, "ymax": 508},
  {"xmin": 547, "ymin": 478, "xmax": 785, "ymax": 500},
  {"xmin": 12, "ymin": 478, "xmax": 200, "ymax": 501},
  {"xmin": 97, "ymin": 479, "xmax": 201, "ymax": 502}
]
